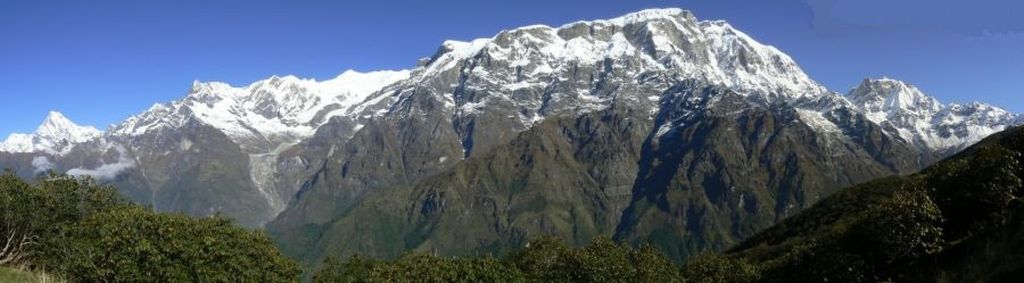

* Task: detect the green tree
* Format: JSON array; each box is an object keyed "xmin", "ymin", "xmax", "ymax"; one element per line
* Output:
[
  {"xmin": 51, "ymin": 206, "xmax": 300, "ymax": 282},
  {"xmin": 314, "ymin": 255, "xmax": 387, "ymax": 283},
  {"xmin": 316, "ymin": 236, "xmax": 685, "ymax": 283},
  {"xmin": 505, "ymin": 236, "xmax": 578, "ymax": 282},
  {"xmin": 0, "ymin": 172, "xmax": 36, "ymax": 266},
  {"xmin": 314, "ymin": 253, "xmax": 523, "ymax": 282},
  {"xmin": 853, "ymin": 189, "xmax": 944, "ymax": 266},
  {"xmin": 928, "ymin": 146, "xmax": 1022, "ymax": 239},
  {"xmin": 680, "ymin": 253, "xmax": 760, "ymax": 283},
  {"xmin": 0, "ymin": 172, "xmax": 126, "ymax": 268},
  {"xmin": 0, "ymin": 173, "xmax": 301, "ymax": 282},
  {"xmin": 630, "ymin": 244, "xmax": 682, "ymax": 282}
]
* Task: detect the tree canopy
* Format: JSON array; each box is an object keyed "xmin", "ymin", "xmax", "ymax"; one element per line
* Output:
[{"xmin": 0, "ymin": 171, "xmax": 301, "ymax": 282}]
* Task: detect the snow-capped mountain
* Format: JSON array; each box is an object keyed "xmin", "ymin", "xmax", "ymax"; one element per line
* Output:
[
  {"xmin": 361, "ymin": 8, "xmax": 1017, "ymax": 157},
  {"xmin": 0, "ymin": 70, "xmax": 409, "ymax": 227},
  {"xmin": 111, "ymin": 70, "xmax": 409, "ymax": 152},
  {"xmin": 391, "ymin": 8, "xmax": 826, "ymax": 126},
  {"xmin": 847, "ymin": 77, "xmax": 1021, "ymax": 153},
  {"xmin": 0, "ymin": 111, "xmax": 102, "ymax": 155},
  {"xmin": 266, "ymin": 8, "xmax": 1023, "ymax": 263}
]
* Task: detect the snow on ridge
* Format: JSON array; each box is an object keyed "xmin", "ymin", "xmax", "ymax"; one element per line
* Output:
[
  {"xmin": 0, "ymin": 133, "xmax": 35, "ymax": 153},
  {"xmin": 846, "ymin": 77, "xmax": 1021, "ymax": 152},
  {"xmin": 797, "ymin": 109, "xmax": 842, "ymax": 134},
  {"xmin": 0, "ymin": 111, "xmax": 102, "ymax": 155},
  {"xmin": 557, "ymin": 8, "xmax": 690, "ymax": 29},
  {"xmin": 112, "ymin": 69, "xmax": 409, "ymax": 147},
  {"xmin": 402, "ymin": 7, "xmax": 829, "ymax": 136},
  {"xmin": 412, "ymin": 7, "xmax": 823, "ymax": 92}
]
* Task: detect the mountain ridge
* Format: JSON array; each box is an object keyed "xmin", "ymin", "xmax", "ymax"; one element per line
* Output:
[
  {"xmin": 848, "ymin": 77, "xmax": 1021, "ymax": 154},
  {"xmin": 0, "ymin": 111, "xmax": 102, "ymax": 155}
]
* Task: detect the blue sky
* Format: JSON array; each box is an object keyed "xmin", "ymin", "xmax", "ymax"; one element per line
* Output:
[{"xmin": 1, "ymin": 0, "xmax": 1021, "ymax": 136}]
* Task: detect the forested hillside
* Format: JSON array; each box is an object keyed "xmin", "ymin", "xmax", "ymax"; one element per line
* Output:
[{"xmin": 0, "ymin": 172, "xmax": 300, "ymax": 282}]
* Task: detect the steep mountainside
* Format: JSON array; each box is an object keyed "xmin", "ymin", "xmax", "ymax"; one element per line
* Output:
[
  {"xmin": 611, "ymin": 83, "xmax": 924, "ymax": 260},
  {"xmin": 727, "ymin": 125, "xmax": 1024, "ymax": 282},
  {"xmin": 0, "ymin": 8, "xmax": 1019, "ymax": 264}
]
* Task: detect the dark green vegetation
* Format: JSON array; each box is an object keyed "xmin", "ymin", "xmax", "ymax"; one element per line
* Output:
[
  {"xmin": 0, "ymin": 172, "xmax": 300, "ymax": 282},
  {"xmin": 725, "ymin": 125, "xmax": 1024, "ymax": 282},
  {"xmin": 313, "ymin": 237, "xmax": 684, "ymax": 282},
  {"xmin": 310, "ymin": 235, "xmax": 767, "ymax": 283}
]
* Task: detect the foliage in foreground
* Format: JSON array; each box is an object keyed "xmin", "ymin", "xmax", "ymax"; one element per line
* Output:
[
  {"xmin": 0, "ymin": 172, "xmax": 300, "ymax": 282},
  {"xmin": 728, "ymin": 133, "xmax": 1024, "ymax": 282},
  {"xmin": 314, "ymin": 236, "xmax": 759, "ymax": 282}
]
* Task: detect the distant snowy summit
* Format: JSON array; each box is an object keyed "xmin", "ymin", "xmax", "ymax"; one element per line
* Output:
[
  {"xmin": 109, "ymin": 69, "xmax": 409, "ymax": 151},
  {"xmin": 848, "ymin": 77, "xmax": 1021, "ymax": 153},
  {"xmin": 0, "ymin": 111, "xmax": 101, "ymax": 155}
]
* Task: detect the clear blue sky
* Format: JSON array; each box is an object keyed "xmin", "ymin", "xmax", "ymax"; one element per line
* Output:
[{"xmin": 1, "ymin": 0, "xmax": 1021, "ymax": 135}]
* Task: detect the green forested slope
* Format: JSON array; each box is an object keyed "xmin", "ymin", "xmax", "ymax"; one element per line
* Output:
[
  {"xmin": 725, "ymin": 126, "xmax": 1024, "ymax": 282},
  {"xmin": 0, "ymin": 172, "xmax": 300, "ymax": 282}
]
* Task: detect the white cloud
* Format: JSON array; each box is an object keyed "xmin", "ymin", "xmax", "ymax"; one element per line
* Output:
[
  {"xmin": 31, "ymin": 156, "xmax": 54, "ymax": 173},
  {"xmin": 66, "ymin": 158, "xmax": 134, "ymax": 180},
  {"xmin": 65, "ymin": 146, "xmax": 135, "ymax": 180}
]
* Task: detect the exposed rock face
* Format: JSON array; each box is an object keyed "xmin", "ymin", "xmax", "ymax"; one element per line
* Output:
[
  {"xmin": 613, "ymin": 83, "xmax": 923, "ymax": 260},
  {"xmin": 848, "ymin": 78, "xmax": 1021, "ymax": 155}
]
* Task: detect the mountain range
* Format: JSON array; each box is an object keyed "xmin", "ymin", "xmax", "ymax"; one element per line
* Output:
[{"xmin": 1, "ymin": 8, "xmax": 1020, "ymax": 264}]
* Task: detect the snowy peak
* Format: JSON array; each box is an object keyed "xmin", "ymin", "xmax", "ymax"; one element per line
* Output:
[
  {"xmin": 406, "ymin": 7, "xmax": 826, "ymax": 130},
  {"xmin": 593, "ymin": 8, "xmax": 692, "ymax": 25},
  {"xmin": 846, "ymin": 77, "xmax": 1020, "ymax": 152},
  {"xmin": 322, "ymin": 70, "xmax": 412, "ymax": 105},
  {"xmin": 112, "ymin": 69, "xmax": 409, "ymax": 152},
  {"xmin": 418, "ymin": 8, "xmax": 823, "ymax": 100},
  {"xmin": 0, "ymin": 134, "xmax": 34, "ymax": 153},
  {"xmin": 0, "ymin": 111, "xmax": 102, "ymax": 154},
  {"xmin": 36, "ymin": 111, "xmax": 102, "ymax": 140},
  {"xmin": 849, "ymin": 78, "xmax": 941, "ymax": 122}
]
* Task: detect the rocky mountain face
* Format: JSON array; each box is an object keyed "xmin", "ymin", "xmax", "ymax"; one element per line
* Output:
[
  {"xmin": 264, "ymin": 8, "xmax": 1016, "ymax": 264},
  {"xmin": 0, "ymin": 8, "xmax": 1019, "ymax": 263},
  {"xmin": 848, "ymin": 78, "xmax": 1022, "ymax": 156}
]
